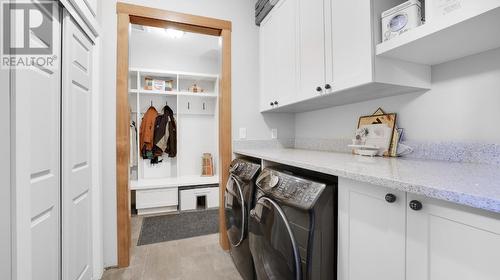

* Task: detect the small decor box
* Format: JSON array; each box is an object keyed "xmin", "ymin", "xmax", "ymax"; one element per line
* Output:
[
  {"xmin": 144, "ymin": 77, "xmax": 168, "ymax": 91},
  {"xmin": 152, "ymin": 79, "xmax": 165, "ymax": 91},
  {"xmin": 382, "ymin": 0, "xmax": 423, "ymax": 42},
  {"xmin": 144, "ymin": 77, "xmax": 153, "ymax": 90}
]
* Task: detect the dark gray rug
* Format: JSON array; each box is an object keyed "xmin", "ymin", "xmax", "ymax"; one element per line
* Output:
[{"xmin": 137, "ymin": 209, "xmax": 219, "ymax": 246}]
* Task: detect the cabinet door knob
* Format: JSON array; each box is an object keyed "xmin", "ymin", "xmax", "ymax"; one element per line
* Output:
[
  {"xmin": 409, "ymin": 200, "xmax": 423, "ymax": 211},
  {"xmin": 325, "ymin": 84, "xmax": 331, "ymax": 90},
  {"xmin": 316, "ymin": 86, "xmax": 322, "ymax": 92},
  {"xmin": 385, "ymin": 193, "xmax": 396, "ymax": 203},
  {"xmin": 270, "ymin": 102, "xmax": 274, "ymax": 106},
  {"xmin": 274, "ymin": 101, "xmax": 278, "ymax": 105}
]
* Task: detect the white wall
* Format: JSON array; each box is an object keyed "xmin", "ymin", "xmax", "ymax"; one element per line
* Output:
[
  {"xmin": 100, "ymin": 0, "xmax": 294, "ymax": 266},
  {"xmin": 130, "ymin": 29, "xmax": 221, "ymax": 74},
  {"xmin": 295, "ymin": 48, "xmax": 500, "ymax": 144}
]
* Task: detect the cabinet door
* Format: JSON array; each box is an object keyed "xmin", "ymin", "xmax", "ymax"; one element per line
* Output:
[
  {"xmin": 259, "ymin": 0, "xmax": 298, "ymax": 111},
  {"xmin": 329, "ymin": 0, "xmax": 373, "ymax": 91},
  {"xmin": 406, "ymin": 194, "xmax": 500, "ymax": 280},
  {"xmin": 338, "ymin": 178, "xmax": 406, "ymax": 280},
  {"xmin": 297, "ymin": 0, "xmax": 326, "ymax": 100}
]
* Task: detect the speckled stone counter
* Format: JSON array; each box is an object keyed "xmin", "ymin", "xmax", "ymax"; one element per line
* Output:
[{"xmin": 234, "ymin": 148, "xmax": 500, "ymax": 213}]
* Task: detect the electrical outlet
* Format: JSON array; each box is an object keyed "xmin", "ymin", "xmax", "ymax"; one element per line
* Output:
[
  {"xmin": 271, "ymin": 128, "xmax": 278, "ymax": 139},
  {"xmin": 239, "ymin": 127, "xmax": 247, "ymax": 139}
]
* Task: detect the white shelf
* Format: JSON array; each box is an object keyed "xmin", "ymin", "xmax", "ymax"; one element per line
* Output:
[
  {"xmin": 129, "ymin": 89, "xmax": 177, "ymax": 96},
  {"xmin": 376, "ymin": 5, "xmax": 500, "ymax": 65},
  {"xmin": 130, "ymin": 67, "xmax": 218, "ymax": 79},
  {"xmin": 129, "ymin": 89, "xmax": 218, "ymax": 98},
  {"xmin": 177, "ymin": 91, "xmax": 218, "ymax": 98},
  {"xmin": 130, "ymin": 175, "xmax": 219, "ymax": 190}
]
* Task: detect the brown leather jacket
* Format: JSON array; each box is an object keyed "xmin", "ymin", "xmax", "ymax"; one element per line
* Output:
[{"xmin": 139, "ymin": 106, "xmax": 158, "ymax": 158}]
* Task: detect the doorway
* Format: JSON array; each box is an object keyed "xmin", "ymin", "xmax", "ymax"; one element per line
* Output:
[{"xmin": 115, "ymin": 2, "xmax": 232, "ymax": 267}]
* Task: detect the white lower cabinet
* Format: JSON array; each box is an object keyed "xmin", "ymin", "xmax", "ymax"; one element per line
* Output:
[
  {"xmin": 406, "ymin": 194, "xmax": 500, "ymax": 280},
  {"xmin": 339, "ymin": 178, "xmax": 500, "ymax": 280},
  {"xmin": 338, "ymin": 178, "xmax": 406, "ymax": 280}
]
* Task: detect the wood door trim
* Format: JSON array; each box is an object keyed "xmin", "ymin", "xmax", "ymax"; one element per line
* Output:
[
  {"xmin": 117, "ymin": 2, "xmax": 232, "ymax": 31},
  {"xmin": 116, "ymin": 12, "xmax": 131, "ymax": 268},
  {"xmin": 115, "ymin": 3, "xmax": 232, "ymax": 267},
  {"xmin": 129, "ymin": 16, "xmax": 221, "ymax": 37}
]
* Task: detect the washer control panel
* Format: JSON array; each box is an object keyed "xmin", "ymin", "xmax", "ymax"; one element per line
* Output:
[{"xmin": 256, "ymin": 168, "xmax": 326, "ymax": 210}]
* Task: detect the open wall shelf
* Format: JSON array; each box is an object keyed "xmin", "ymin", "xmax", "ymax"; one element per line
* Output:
[
  {"xmin": 375, "ymin": 1, "xmax": 500, "ymax": 65},
  {"xmin": 129, "ymin": 89, "xmax": 218, "ymax": 98}
]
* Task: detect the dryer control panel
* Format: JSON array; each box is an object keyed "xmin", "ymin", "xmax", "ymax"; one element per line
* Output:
[
  {"xmin": 256, "ymin": 168, "xmax": 327, "ymax": 210},
  {"xmin": 230, "ymin": 159, "xmax": 261, "ymax": 182}
]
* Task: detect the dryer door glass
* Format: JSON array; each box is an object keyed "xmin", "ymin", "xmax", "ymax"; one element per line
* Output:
[
  {"xmin": 225, "ymin": 175, "xmax": 246, "ymax": 247},
  {"xmin": 249, "ymin": 196, "xmax": 302, "ymax": 280}
]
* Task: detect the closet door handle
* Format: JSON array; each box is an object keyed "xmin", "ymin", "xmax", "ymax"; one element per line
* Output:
[
  {"xmin": 316, "ymin": 86, "xmax": 322, "ymax": 93},
  {"xmin": 203, "ymin": 102, "xmax": 206, "ymax": 110},
  {"xmin": 187, "ymin": 102, "xmax": 190, "ymax": 110},
  {"xmin": 325, "ymin": 84, "xmax": 331, "ymax": 90},
  {"xmin": 270, "ymin": 102, "xmax": 274, "ymax": 106},
  {"xmin": 274, "ymin": 101, "xmax": 278, "ymax": 106}
]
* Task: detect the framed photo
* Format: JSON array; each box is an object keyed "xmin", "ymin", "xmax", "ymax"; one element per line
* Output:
[{"xmin": 357, "ymin": 113, "xmax": 397, "ymax": 156}]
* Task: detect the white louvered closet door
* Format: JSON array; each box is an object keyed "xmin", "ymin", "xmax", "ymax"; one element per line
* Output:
[{"xmin": 62, "ymin": 11, "xmax": 93, "ymax": 280}]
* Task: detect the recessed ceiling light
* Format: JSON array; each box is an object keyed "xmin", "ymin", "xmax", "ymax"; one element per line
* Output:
[{"xmin": 166, "ymin": 28, "xmax": 185, "ymax": 39}]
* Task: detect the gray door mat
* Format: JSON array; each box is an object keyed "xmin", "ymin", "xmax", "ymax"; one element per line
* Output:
[{"xmin": 137, "ymin": 209, "xmax": 219, "ymax": 246}]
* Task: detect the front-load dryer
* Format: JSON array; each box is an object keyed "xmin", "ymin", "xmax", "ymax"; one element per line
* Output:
[
  {"xmin": 249, "ymin": 167, "xmax": 337, "ymax": 280},
  {"xmin": 225, "ymin": 158, "xmax": 261, "ymax": 280}
]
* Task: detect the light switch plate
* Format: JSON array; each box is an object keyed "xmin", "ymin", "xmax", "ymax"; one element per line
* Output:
[
  {"xmin": 271, "ymin": 128, "xmax": 278, "ymax": 139},
  {"xmin": 239, "ymin": 127, "xmax": 247, "ymax": 139}
]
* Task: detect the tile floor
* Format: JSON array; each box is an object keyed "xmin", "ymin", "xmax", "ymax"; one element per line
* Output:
[{"xmin": 102, "ymin": 215, "xmax": 242, "ymax": 280}]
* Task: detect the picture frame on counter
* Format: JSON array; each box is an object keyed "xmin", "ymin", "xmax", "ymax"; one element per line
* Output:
[{"xmin": 357, "ymin": 112, "xmax": 397, "ymax": 157}]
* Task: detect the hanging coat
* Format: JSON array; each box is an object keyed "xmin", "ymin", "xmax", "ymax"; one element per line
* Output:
[
  {"xmin": 152, "ymin": 105, "xmax": 177, "ymax": 158},
  {"xmin": 139, "ymin": 106, "xmax": 158, "ymax": 159},
  {"xmin": 165, "ymin": 106, "xmax": 177, "ymax": 158}
]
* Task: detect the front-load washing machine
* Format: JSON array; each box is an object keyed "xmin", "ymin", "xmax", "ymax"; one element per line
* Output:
[
  {"xmin": 249, "ymin": 167, "xmax": 337, "ymax": 280},
  {"xmin": 225, "ymin": 158, "xmax": 261, "ymax": 280}
]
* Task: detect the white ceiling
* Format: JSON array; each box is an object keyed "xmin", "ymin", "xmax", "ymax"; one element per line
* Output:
[{"xmin": 131, "ymin": 24, "xmax": 221, "ymax": 60}]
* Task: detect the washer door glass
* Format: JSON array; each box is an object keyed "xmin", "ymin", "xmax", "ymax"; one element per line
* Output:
[
  {"xmin": 249, "ymin": 196, "xmax": 302, "ymax": 280},
  {"xmin": 225, "ymin": 175, "xmax": 246, "ymax": 247}
]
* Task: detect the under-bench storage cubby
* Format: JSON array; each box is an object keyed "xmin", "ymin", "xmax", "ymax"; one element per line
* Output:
[{"xmin": 179, "ymin": 185, "xmax": 219, "ymax": 211}]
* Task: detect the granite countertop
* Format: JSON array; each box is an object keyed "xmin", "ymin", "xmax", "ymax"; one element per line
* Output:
[{"xmin": 233, "ymin": 148, "xmax": 500, "ymax": 214}]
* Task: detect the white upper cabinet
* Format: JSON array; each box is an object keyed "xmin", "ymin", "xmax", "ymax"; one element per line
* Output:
[
  {"xmin": 297, "ymin": 0, "xmax": 327, "ymax": 101},
  {"xmin": 338, "ymin": 178, "xmax": 406, "ymax": 280},
  {"xmin": 330, "ymin": 0, "xmax": 373, "ymax": 93},
  {"xmin": 406, "ymin": 194, "xmax": 500, "ymax": 280},
  {"xmin": 259, "ymin": 0, "xmax": 431, "ymax": 113},
  {"xmin": 259, "ymin": 0, "xmax": 298, "ymax": 111}
]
